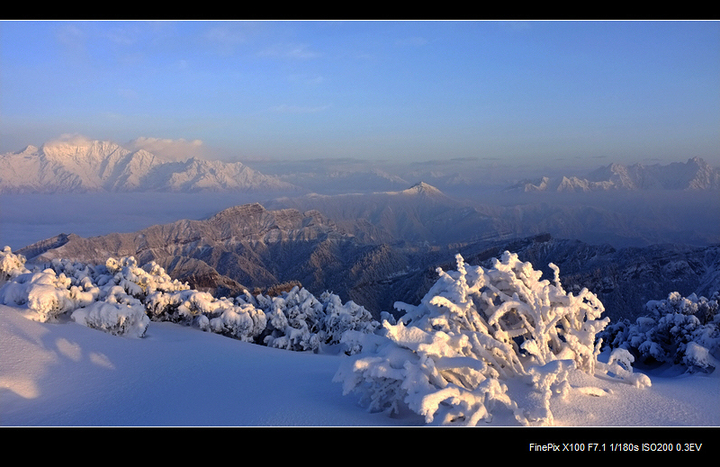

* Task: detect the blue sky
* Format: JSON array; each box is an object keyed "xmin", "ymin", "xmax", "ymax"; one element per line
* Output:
[{"xmin": 1, "ymin": 20, "xmax": 718, "ymax": 167}]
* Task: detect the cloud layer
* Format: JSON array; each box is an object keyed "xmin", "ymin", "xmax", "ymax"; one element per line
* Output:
[{"xmin": 125, "ymin": 137, "xmax": 209, "ymax": 161}]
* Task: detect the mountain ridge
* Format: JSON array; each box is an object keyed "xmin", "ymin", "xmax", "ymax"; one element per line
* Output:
[
  {"xmin": 507, "ymin": 157, "xmax": 720, "ymax": 192},
  {"xmin": 0, "ymin": 139, "xmax": 300, "ymax": 194},
  {"xmin": 15, "ymin": 201, "xmax": 720, "ymax": 322},
  {"xmin": 5, "ymin": 137, "xmax": 719, "ymax": 195}
]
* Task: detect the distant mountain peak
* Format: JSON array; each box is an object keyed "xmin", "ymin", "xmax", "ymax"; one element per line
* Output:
[
  {"xmin": 0, "ymin": 138, "xmax": 300, "ymax": 194},
  {"xmin": 14, "ymin": 145, "xmax": 39, "ymax": 155},
  {"xmin": 41, "ymin": 138, "xmax": 121, "ymax": 157},
  {"xmin": 507, "ymin": 158, "xmax": 720, "ymax": 192},
  {"xmin": 401, "ymin": 181, "xmax": 444, "ymax": 196}
]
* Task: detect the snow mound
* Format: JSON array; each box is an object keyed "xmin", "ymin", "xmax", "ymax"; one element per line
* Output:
[{"xmin": 334, "ymin": 252, "xmax": 651, "ymax": 426}]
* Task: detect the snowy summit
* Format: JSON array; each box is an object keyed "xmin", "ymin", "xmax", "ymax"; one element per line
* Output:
[{"xmin": 0, "ymin": 138, "xmax": 298, "ymax": 194}]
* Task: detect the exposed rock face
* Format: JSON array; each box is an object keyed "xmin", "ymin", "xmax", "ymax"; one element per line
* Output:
[
  {"xmin": 18, "ymin": 203, "xmax": 371, "ymax": 304},
  {"xmin": 343, "ymin": 234, "xmax": 720, "ymax": 323}
]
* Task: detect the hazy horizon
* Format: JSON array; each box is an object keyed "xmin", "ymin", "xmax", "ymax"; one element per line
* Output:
[{"xmin": 2, "ymin": 20, "xmax": 718, "ymax": 170}]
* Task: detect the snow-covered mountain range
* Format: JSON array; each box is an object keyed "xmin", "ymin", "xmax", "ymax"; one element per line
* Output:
[
  {"xmin": 0, "ymin": 139, "xmax": 298, "ymax": 193},
  {"xmin": 507, "ymin": 157, "xmax": 720, "ymax": 192},
  {"xmin": 3, "ymin": 138, "xmax": 718, "ymax": 195}
]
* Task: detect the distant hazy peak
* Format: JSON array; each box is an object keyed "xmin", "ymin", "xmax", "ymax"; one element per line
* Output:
[
  {"xmin": 13, "ymin": 145, "xmax": 39, "ymax": 155},
  {"xmin": 0, "ymin": 138, "xmax": 299, "ymax": 194},
  {"xmin": 41, "ymin": 138, "xmax": 124, "ymax": 158},
  {"xmin": 399, "ymin": 181, "xmax": 445, "ymax": 196},
  {"xmin": 508, "ymin": 157, "xmax": 719, "ymax": 192}
]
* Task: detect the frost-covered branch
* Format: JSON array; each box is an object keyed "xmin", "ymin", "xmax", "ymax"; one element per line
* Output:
[{"xmin": 334, "ymin": 252, "xmax": 650, "ymax": 426}]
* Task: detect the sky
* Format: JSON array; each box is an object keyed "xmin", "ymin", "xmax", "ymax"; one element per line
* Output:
[{"xmin": 1, "ymin": 20, "xmax": 718, "ymax": 168}]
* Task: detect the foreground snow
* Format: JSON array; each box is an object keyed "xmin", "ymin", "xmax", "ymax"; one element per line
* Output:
[
  {"xmin": 1, "ymin": 302, "xmax": 718, "ymax": 427},
  {"xmin": 0, "ymin": 304, "xmax": 415, "ymax": 426}
]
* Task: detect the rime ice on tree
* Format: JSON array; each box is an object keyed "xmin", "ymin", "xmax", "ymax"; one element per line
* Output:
[
  {"xmin": 334, "ymin": 251, "xmax": 651, "ymax": 426},
  {"xmin": 0, "ymin": 246, "xmax": 379, "ymax": 346},
  {"xmin": 601, "ymin": 291, "xmax": 719, "ymax": 372}
]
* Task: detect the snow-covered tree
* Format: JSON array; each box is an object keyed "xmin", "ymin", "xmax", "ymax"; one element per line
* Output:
[
  {"xmin": 146, "ymin": 288, "xmax": 268, "ymax": 342},
  {"xmin": 0, "ymin": 251, "xmax": 188, "ymax": 336},
  {"xmin": 0, "ymin": 246, "xmax": 29, "ymax": 283},
  {"xmin": 321, "ymin": 291, "xmax": 379, "ymax": 348},
  {"xmin": 334, "ymin": 252, "xmax": 650, "ymax": 426},
  {"xmin": 0, "ymin": 248, "xmax": 380, "ymax": 347},
  {"xmin": 245, "ymin": 286, "xmax": 379, "ymax": 352},
  {"xmin": 0, "ymin": 267, "xmax": 76, "ymax": 322},
  {"xmin": 601, "ymin": 291, "xmax": 719, "ymax": 372}
]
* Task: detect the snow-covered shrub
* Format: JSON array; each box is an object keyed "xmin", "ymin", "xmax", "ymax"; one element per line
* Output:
[
  {"xmin": 0, "ymin": 250, "xmax": 378, "ymax": 347},
  {"xmin": 71, "ymin": 301, "xmax": 150, "ymax": 338},
  {"xmin": 334, "ymin": 252, "xmax": 649, "ymax": 426},
  {"xmin": 0, "ymin": 268, "xmax": 76, "ymax": 322},
  {"xmin": 260, "ymin": 286, "xmax": 329, "ymax": 351},
  {"xmin": 146, "ymin": 289, "xmax": 214, "ymax": 323},
  {"xmin": 0, "ymin": 253, "xmax": 187, "ymax": 337},
  {"xmin": 100, "ymin": 257, "xmax": 189, "ymax": 298},
  {"xmin": 145, "ymin": 288, "xmax": 268, "ymax": 342},
  {"xmin": 600, "ymin": 291, "xmax": 719, "ymax": 372},
  {"xmin": 243, "ymin": 286, "xmax": 380, "ymax": 352},
  {"xmin": 146, "ymin": 285, "xmax": 378, "ymax": 350},
  {"xmin": 0, "ymin": 246, "xmax": 29, "ymax": 283},
  {"xmin": 209, "ymin": 302, "xmax": 268, "ymax": 342},
  {"xmin": 321, "ymin": 292, "xmax": 379, "ymax": 347}
]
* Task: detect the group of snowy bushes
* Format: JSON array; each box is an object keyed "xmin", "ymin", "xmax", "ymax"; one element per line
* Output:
[
  {"xmin": 600, "ymin": 290, "xmax": 719, "ymax": 372},
  {"xmin": 0, "ymin": 246, "xmax": 379, "ymax": 349},
  {"xmin": 334, "ymin": 252, "xmax": 652, "ymax": 426},
  {"xmin": 0, "ymin": 247, "xmax": 189, "ymax": 337},
  {"xmin": 2, "ymin": 244, "xmax": 716, "ymax": 426},
  {"xmin": 145, "ymin": 282, "xmax": 379, "ymax": 352}
]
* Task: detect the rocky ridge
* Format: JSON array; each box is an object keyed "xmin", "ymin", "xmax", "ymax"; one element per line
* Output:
[{"xmin": 16, "ymin": 201, "xmax": 720, "ymax": 323}]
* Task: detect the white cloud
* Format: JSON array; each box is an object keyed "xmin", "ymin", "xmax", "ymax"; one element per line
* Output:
[
  {"xmin": 48, "ymin": 133, "xmax": 95, "ymax": 146},
  {"xmin": 56, "ymin": 24, "xmax": 86, "ymax": 50},
  {"xmin": 104, "ymin": 25, "xmax": 140, "ymax": 47},
  {"xmin": 126, "ymin": 137, "xmax": 208, "ymax": 161},
  {"xmin": 288, "ymin": 73, "xmax": 324, "ymax": 85}
]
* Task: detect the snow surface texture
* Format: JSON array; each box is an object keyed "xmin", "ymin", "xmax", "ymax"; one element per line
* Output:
[{"xmin": 1, "ymin": 246, "xmax": 718, "ymax": 426}]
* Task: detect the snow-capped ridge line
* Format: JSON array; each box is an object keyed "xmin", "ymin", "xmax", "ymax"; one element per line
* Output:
[
  {"xmin": 507, "ymin": 157, "xmax": 720, "ymax": 192},
  {"xmin": 0, "ymin": 138, "xmax": 301, "ymax": 194}
]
